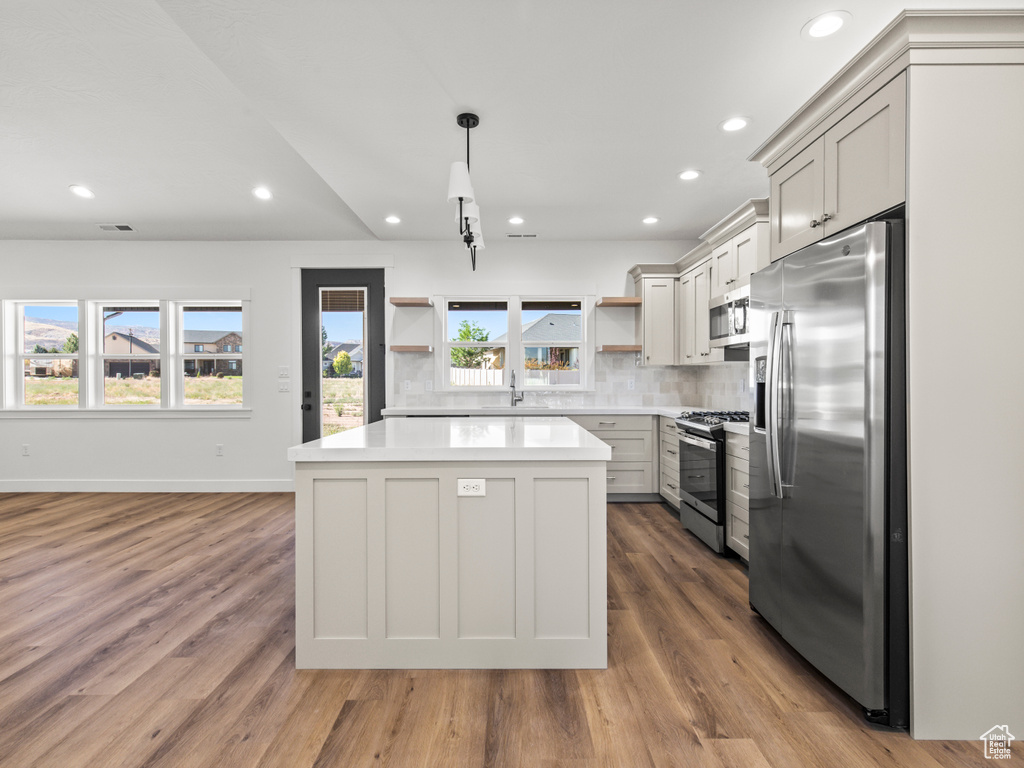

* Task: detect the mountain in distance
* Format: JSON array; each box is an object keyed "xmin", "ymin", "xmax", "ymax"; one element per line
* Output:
[{"xmin": 24, "ymin": 318, "xmax": 161, "ymax": 352}]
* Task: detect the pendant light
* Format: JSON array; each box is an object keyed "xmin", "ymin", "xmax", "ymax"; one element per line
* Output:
[{"xmin": 447, "ymin": 112, "xmax": 481, "ymax": 270}]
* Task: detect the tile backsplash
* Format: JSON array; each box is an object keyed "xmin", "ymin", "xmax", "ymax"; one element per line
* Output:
[{"xmin": 391, "ymin": 353, "xmax": 750, "ymax": 411}]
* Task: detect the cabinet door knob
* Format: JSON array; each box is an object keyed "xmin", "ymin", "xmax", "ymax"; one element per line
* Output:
[
  {"xmin": 809, "ymin": 219, "xmax": 820, "ymax": 228},
  {"xmin": 822, "ymin": 213, "xmax": 833, "ymax": 222}
]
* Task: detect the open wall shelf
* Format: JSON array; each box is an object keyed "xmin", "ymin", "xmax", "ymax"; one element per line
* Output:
[
  {"xmin": 389, "ymin": 297, "xmax": 433, "ymax": 307},
  {"xmin": 596, "ymin": 297, "xmax": 642, "ymax": 307},
  {"xmin": 596, "ymin": 345, "xmax": 641, "ymax": 353}
]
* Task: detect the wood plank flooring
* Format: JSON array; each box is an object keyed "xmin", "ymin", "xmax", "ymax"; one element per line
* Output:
[{"xmin": 0, "ymin": 492, "xmax": 989, "ymax": 767}]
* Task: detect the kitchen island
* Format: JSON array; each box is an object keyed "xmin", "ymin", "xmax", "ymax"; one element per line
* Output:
[{"xmin": 287, "ymin": 416, "xmax": 611, "ymax": 669}]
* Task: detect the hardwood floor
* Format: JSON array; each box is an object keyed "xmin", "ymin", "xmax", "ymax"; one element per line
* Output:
[{"xmin": 0, "ymin": 492, "xmax": 988, "ymax": 767}]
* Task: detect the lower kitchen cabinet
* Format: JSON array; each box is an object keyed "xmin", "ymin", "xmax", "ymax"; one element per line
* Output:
[
  {"xmin": 658, "ymin": 416, "xmax": 683, "ymax": 509},
  {"xmin": 724, "ymin": 431, "xmax": 750, "ymax": 559},
  {"xmin": 568, "ymin": 415, "xmax": 657, "ymax": 497}
]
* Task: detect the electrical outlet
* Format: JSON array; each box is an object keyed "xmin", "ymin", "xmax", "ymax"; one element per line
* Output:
[
  {"xmin": 424, "ymin": 380, "xmax": 433, "ymax": 392},
  {"xmin": 278, "ymin": 381, "xmax": 290, "ymax": 392},
  {"xmin": 403, "ymin": 380, "xmax": 411, "ymax": 391},
  {"xmin": 457, "ymin": 479, "xmax": 486, "ymax": 497},
  {"xmin": 21, "ymin": 444, "xmax": 30, "ymax": 457},
  {"xmin": 627, "ymin": 378, "xmax": 635, "ymax": 390},
  {"xmin": 215, "ymin": 444, "xmax": 224, "ymax": 457}
]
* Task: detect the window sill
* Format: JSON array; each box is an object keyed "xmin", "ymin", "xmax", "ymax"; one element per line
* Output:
[{"xmin": 0, "ymin": 408, "xmax": 252, "ymax": 420}]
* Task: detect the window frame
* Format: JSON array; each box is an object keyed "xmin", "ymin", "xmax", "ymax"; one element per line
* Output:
[
  {"xmin": 438, "ymin": 295, "xmax": 592, "ymax": 393},
  {"xmin": 0, "ymin": 296, "xmax": 249, "ymax": 414},
  {"xmin": 178, "ymin": 302, "xmax": 245, "ymax": 408},
  {"xmin": 14, "ymin": 301, "xmax": 82, "ymax": 409}
]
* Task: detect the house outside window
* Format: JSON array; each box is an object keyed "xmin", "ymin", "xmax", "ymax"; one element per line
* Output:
[{"xmin": 181, "ymin": 305, "xmax": 243, "ymax": 405}]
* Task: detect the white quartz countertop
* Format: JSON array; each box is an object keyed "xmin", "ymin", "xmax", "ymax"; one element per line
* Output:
[
  {"xmin": 288, "ymin": 416, "xmax": 613, "ymax": 463},
  {"xmin": 381, "ymin": 405, "xmax": 702, "ymax": 419}
]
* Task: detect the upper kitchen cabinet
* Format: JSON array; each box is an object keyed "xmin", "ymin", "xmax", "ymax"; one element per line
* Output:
[
  {"xmin": 676, "ymin": 246, "xmax": 724, "ymax": 366},
  {"xmin": 702, "ymin": 199, "xmax": 770, "ymax": 297},
  {"xmin": 767, "ymin": 72, "xmax": 906, "ymax": 261},
  {"xmin": 628, "ymin": 265, "xmax": 679, "ymax": 366}
]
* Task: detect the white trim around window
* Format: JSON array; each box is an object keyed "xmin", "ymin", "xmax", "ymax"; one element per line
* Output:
[
  {"xmin": 0, "ymin": 297, "xmax": 249, "ymax": 414},
  {"xmin": 437, "ymin": 295, "xmax": 593, "ymax": 392}
]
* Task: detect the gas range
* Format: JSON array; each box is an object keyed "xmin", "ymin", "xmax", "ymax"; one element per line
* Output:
[{"xmin": 675, "ymin": 410, "xmax": 750, "ymax": 438}]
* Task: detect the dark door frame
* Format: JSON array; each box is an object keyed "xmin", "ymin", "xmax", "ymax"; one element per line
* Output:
[{"xmin": 300, "ymin": 268, "xmax": 386, "ymax": 443}]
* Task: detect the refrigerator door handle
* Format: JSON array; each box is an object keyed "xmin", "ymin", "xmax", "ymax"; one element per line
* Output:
[
  {"xmin": 766, "ymin": 310, "xmax": 784, "ymax": 498},
  {"xmin": 780, "ymin": 311, "xmax": 795, "ymax": 495}
]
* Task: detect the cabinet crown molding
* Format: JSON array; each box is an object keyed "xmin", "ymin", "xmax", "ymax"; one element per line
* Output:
[
  {"xmin": 750, "ymin": 10, "xmax": 1024, "ymax": 171},
  {"xmin": 699, "ymin": 198, "xmax": 768, "ymax": 247},
  {"xmin": 628, "ymin": 263, "xmax": 681, "ymax": 279}
]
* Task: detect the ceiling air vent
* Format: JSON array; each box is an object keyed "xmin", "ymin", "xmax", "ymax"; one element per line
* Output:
[
  {"xmin": 98, "ymin": 224, "xmax": 134, "ymax": 232},
  {"xmin": 505, "ymin": 233, "xmax": 537, "ymax": 238}
]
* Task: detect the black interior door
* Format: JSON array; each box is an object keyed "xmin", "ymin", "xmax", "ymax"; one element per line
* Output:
[{"xmin": 301, "ymin": 269, "xmax": 385, "ymax": 443}]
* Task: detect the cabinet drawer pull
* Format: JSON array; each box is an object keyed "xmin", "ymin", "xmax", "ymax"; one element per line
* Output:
[
  {"xmin": 822, "ymin": 213, "xmax": 833, "ymax": 222},
  {"xmin": 607, "ymin": 476, "xmax": 616, "ymax": 481},
  {"xmin": 688, "ymin": 474, "xmax": 705, "ymax": 479},
  {"xmin": 666, "ymin": 449, "xmax": 677, "ymax": 455},
  {"xmin": 810, "ymin": 219, "xmax": 820, "ymax": 228},
  {"xmin": 743, "ymin": 534, "xmax": 749, "ymax": 540},
  {"xmin": 743, "ymin": 484, "xmax": 749, "ymax": 489},
  {"xmin": 666, "ymin": 483, "xmax": 676, "ymax": 489},
  {"xmin": 741, "ymin": 446, "xmax": 749, "ymax": 451},
  {"xmin": 598, "ymin": 421, "xmax": 616, "ymax": 426}
]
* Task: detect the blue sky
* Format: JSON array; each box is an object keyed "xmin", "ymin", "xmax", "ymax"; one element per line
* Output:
[{"xmin": 322, "ymin": 311, "xmax": 363, "ymax": 343}]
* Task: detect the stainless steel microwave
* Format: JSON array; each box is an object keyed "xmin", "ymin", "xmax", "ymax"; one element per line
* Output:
[{"xmin": 709, "ymin": 285, "xmax": 750, "ymax": 348}]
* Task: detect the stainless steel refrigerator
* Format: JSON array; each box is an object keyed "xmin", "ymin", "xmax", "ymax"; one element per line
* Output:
[{"xmin": 749, "ymin": 219, "xmax": 909, "ymax": 728}]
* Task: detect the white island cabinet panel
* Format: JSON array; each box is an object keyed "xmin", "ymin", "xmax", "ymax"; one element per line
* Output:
[
  {"xmin": 384, "ymin": 478, "xmax": 440, "ymax": 639},
  {"xmin": 312, "ymin": 478, "xmax": 368, "ymax": 639},
  {"xmin": 290, "ymin": 416, "xmax": 609, "ymax": 669},
  {"xmin": 534, "ymin": 478, "xmax": 590, "ymax": 639},
  {"xmin": 457, "ymin": 479, "xmax": 516, "ymax": 639}
]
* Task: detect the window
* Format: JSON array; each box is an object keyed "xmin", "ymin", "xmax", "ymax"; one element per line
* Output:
[
  {"xmin": 440, "ymin": 297, "xmax": 589, "ymax": 391},
  {"xmin": 446, "ymin": 300, "xmax": 508, "ymax": 387},
  {"xmin": 181, "ymin": 305, "xmax": 243, "ymax": 405},
  {"xmin": 521, "ymin": 300, "xmax": 582, "ymax": 387},
  {"xmin": 1, "ymin": 298, "xmax": 247, "ymax": 412},
  {"xmin": 17, "ymin": 303, "xmax": 80, "ymax": 407}
]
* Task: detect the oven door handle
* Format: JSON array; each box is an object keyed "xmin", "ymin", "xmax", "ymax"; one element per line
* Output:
[{"xmin": 679, "ymin": 432, "xmax": 717, "ymax": 451}]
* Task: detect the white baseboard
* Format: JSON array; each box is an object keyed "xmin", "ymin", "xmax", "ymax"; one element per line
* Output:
[{"xmin": 0, "ymin": 479, "xmax": 295, "ymax": 493}]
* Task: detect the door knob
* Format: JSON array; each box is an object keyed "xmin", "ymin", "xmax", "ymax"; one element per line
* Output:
[{"xmin": 301, "ymin": 404, "xmax": 312, "ymax": 411}]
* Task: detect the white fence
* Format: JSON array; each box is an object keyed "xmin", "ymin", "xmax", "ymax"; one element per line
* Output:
[{"xmin": 449, "ymin": 367, "xmax": 504, "ymax": 387}]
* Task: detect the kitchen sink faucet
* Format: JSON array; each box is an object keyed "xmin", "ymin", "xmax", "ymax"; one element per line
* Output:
[{"xmin": 510, "ymin": 369, "xmax": 525, "ymax": 407}]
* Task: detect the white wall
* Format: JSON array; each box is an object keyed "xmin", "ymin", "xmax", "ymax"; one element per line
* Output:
[
  {"xmin": 906, "ymin": 64, "xmax": 1024, "ymax": 739},
  {"xmin": 0, "ymin": 237, "xmax": 694, "ymax": 491}
]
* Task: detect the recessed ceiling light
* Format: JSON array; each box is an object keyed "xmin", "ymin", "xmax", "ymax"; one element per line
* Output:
[
  {"xmin": 678, "ymin": 170, "xmax": 701, "ymax": 181},
  {"xmin": 508, "ymin": 216, "xmax": 524, "ymax": 225},
  {"xmin": 720, "ymin": 117, "xmax": 749, "ymax": 132},
  {"xmin": 642, "ymin": 216, "xmax": 659, "ymax": 225},
  {"xmin": 69, "ymin": 185, "xmax": 95, "ymax": 199},
  {"xmin": 385, "ymin": 215, "xmax": 401, "ymax": 224},
  {"xmin": 802, "ymin": 10, "xmax": 852, "ymax": 39},
  {"xmin": 252, "ymin": 186, "xmax": 273, "ymax": 200}
]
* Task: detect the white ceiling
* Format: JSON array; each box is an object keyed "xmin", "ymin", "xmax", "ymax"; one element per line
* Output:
[{"xmin": 1, "ymin": 0, "xmax": 1014, "ymax": 243}]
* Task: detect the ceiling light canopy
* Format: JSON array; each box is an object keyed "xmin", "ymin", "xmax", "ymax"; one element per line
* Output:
[
  {"xmin": 449, "ymin": 112, "xmax": 482, "ymax": 271},
  {"xmin": 720, "ymin": 117, "xmax": 749, "ymax": 132},
  {"xmin": 678, "ymin": 170, "xmax": 701, "ymax": 181},
  {"xmin": 69, "ymin": 184, "xmax": 95, "ymax": 199},
  {"xmin": 252, "ymin": 186, "xmax": 273, "ymax": 200},
  {"xmin": 802, "ymin": 10, "xmax": 852, "ymax": 39}
]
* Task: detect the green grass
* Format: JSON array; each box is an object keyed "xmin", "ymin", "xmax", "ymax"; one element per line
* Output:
[
  {"xmin": 24, "ymin": 378, "xmax": 79, "ymax": 405},
  {"xmin": 321, "ymin": 378, "xmax": 364, "ymax": 436}
]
